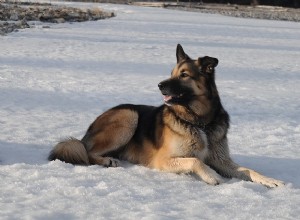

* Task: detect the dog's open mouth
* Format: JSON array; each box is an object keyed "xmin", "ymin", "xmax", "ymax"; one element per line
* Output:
[
  {"xmin": 163, "ymin": 95, "xmax": 173, "ymax": 102},
  {"xmin": 163, "ymin": 94, "xmax": 184, "ymax": 104}
]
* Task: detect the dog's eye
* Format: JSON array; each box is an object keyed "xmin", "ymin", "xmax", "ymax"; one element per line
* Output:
[{"xmin": 180, "ymin": 72, "xmax": 189, "ymax": 78}]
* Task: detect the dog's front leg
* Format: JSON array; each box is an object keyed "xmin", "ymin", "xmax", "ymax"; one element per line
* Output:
[
  {"xmin": 208, "ymin": 159, "xmax": 285, "ymax": 188},
  {"xmin": 158, "ymin": 157, "xmax": 224, "ymax": 185},
  {"xmin": 235, "ymin": 166, "xmax": 285, "ymax": 187}
]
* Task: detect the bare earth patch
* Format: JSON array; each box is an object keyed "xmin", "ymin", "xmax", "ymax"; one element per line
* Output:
[
  {"xmin": 1, "ymin": 1, "xmax": 299, "ymax": 35},
  {"xmin": 0, "ymin": 1, "xmax": 115, "ymax": 35},
  {"xmin": 163, "ymin": 2, "xmax": 300, "ymax": 22}
]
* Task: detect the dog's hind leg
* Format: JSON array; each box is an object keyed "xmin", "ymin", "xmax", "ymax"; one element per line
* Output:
[{"xmin": 81, "ymin": 108, "xmax": 138, "ymax": 167}]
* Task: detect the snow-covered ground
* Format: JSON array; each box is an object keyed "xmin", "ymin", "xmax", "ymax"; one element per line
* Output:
[{"xmin": 1, "ymin": 1, "xmax": 300, "ymax": 219}]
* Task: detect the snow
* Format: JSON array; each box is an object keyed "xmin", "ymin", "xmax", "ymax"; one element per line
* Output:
[{"xmin": 1, "ymin": 1, "xmax": 300, "ymax": 219}]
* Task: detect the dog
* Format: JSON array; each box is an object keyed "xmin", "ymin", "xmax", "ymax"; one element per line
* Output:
[{"xmin": 48, "ymin": 44, "xmax": 284, "ymax": 188}]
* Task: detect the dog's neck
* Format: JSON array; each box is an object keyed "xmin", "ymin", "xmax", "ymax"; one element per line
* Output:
[{"xmin": 169, "ymin": 96, "xmax": 221, "ymax": 128}]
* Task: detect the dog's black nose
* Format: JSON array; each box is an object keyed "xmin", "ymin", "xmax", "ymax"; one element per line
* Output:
[{"xmin": 158, "ymin": 83, "xmax": 163, "ymax": 90}]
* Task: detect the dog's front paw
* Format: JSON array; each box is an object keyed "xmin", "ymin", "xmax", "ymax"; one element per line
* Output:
[
  {"xmin": 257, "ymin": 176, "xmax": 285, "ymax": 188},
  {"xmin": 103, "ymin": 157, "xmax": 120, "ymax": 168},
  {"xmin": 201, "ymin": 169, "xmax": 224, "ymax": 185}
]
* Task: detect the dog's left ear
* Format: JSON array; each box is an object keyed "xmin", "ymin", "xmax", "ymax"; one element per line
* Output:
[
  {"xmin": 176, "ymin": 44, "xmax": 191, "ymax": 63},
  {"xmin": 198, "ymin": 56, "xmax": 218, "ymax": 73}
]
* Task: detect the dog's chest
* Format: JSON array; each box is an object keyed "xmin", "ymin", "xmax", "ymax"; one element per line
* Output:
[{"xmin": 169, "ymin": 127, "xmax": 208, "ymax": 160}]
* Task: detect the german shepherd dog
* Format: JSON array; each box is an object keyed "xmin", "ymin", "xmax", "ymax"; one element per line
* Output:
[{"xmin": 49, "ymin": 44, "xmax": 284, "ymax": 187}]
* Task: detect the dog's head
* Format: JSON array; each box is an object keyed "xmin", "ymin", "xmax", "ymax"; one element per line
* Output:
[{"xmin": 158, "ymin": 44, "xmax": 219, "ymax": 112}]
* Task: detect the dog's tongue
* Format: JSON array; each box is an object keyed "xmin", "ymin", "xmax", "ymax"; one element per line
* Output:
[{"xmin": 163, "ymin": 95, "xmax": 172, "ymax": 102}]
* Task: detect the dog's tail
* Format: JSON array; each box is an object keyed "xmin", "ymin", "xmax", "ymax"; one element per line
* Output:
[{"xmin": 48, "ymin": 137, "xmax": 89, "ymax": 165}]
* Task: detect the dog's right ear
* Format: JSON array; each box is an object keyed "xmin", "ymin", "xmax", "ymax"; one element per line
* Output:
[{"xmin": 176, "ymin": 44, "xmax": 190, "ymax": 63}]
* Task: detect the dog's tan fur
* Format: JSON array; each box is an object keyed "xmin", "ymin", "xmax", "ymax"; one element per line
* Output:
[{"xmin": 49, "ymin": 44, "xmax": 284, "ymax": 188}]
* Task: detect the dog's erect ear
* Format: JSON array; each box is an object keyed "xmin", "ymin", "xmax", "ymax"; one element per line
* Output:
[
  {"xmin": 198, "ymin": 56, "xmax": 218, "ymax": 73},
  {"xmin": 176, "ymin": 44, "xmax": 191, "ymax": 63}
]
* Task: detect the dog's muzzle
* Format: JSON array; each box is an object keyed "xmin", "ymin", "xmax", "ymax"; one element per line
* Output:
[
  {"xmin": 158, "ymin": 80, "xmax": 171, "ymax": 96},
  {"xmin": 158, "ymin": 79, "xmax": 185, "ymax": 104}
]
